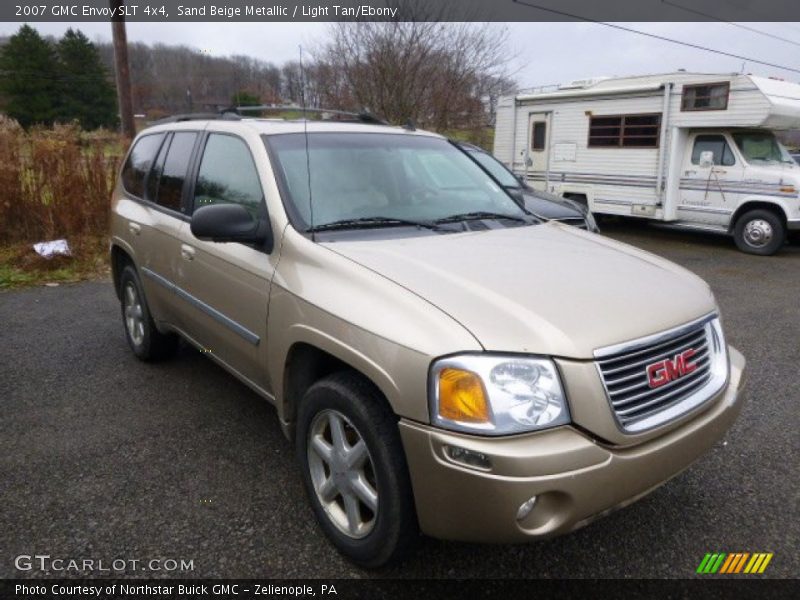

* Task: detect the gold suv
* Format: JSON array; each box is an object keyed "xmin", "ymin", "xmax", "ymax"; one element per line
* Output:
[{"xmin": 110, "ymin": 114, "xmax": 746, "ymax": 567}]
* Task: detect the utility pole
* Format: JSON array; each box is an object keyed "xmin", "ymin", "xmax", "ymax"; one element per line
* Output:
[{"xmin": 110, "ymin": 0, "xmax": 135, "ymax": 138}]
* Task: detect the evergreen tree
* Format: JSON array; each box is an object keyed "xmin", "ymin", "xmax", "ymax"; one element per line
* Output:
[
  {"xmin": 0, "ymin": 25, "xmax": 60, "ymax": 127},
  {"xmin": 57, "ymin": 29, "xmax": 118, "ymax": 130}
]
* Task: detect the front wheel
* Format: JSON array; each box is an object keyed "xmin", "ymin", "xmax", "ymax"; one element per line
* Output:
[
  {"xmin": 733, "ymin": 209, "xmax": 785, "ymax": 255},
  {"xmin": 296, "ymin": 372, "xmax": 418, "ymax": 568}
]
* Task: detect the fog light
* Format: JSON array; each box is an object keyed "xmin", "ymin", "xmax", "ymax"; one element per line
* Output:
[
  {"xmin": 516, "ymin": 496, "xmax": 538, "ymax": 521},
  {"xmin": 444, "ymin": 445, "xmax": 491, "ymax": 470}
]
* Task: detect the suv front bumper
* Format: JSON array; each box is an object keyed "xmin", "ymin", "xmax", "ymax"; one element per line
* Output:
[{"xmin": 399, "ymin": 347, "xmax": 746, "ymax": 543}]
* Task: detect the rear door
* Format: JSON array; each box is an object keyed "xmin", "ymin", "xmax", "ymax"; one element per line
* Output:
[
  {"xmin": 175, "ymin": 132, "xmax": 276, "ymax": 392},
  {"xmin": 119, "ymin": 132, "xmax": 194, "ymax": 327},
  {"xmin": 138, "ymin": 131, "xmax": 202, "ymax": 322},
  {"xmin": 526, "ymin": 113, "xmax": 550, "ymax": 190}
]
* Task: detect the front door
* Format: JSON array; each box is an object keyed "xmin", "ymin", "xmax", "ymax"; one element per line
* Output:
[
  {"xmin": 176, "ymin": 132, "xmax": 277, "ymax": 393},
  {"xmin": 679, "ymin": 133, "xmax": 743, "ymax": 226},
  {"xmin": 526, "ymin": 112, "xmax": 550, "ymax": 190}
]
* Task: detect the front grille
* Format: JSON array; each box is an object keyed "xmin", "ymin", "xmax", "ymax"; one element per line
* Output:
[{"xmin": 595, "ymin": 316, "xmax": 726, "ymax": 432}]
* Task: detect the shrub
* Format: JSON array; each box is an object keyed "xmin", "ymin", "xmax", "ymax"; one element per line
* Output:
[{"xmin": 0, "ymin": 117, "xmax": 125, "ymax": 245}]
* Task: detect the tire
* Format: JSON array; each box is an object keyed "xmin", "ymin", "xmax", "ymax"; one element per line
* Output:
[
  {"xmin": 733, "ymin": 209, "xmax": 786, "ymax": 255},
  {"xmin": 119, "ymin": 265, "xmax": 178, "ymax": 361},
  {"xmin": 296, "ymin": 372, "xmax": 418, "ymax": 568}
]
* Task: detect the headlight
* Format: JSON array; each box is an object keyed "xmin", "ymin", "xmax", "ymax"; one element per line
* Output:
[{"xmin": 429, "ymin": 354, "xmax": 570, "ymax": 435}]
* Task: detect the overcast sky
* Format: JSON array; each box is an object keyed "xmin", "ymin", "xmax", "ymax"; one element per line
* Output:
[{"xmin": 2, "ymin": 21, "xmax": 800, "ymax": 88}]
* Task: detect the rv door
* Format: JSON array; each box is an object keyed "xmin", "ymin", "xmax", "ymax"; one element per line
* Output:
[
  {"xmin": 526, "ymin": 113, "xmax": 550, "ymax": 190},
  {"xmin": 678, "ymin": 132, "xmax": 743, "ymax": 227}
]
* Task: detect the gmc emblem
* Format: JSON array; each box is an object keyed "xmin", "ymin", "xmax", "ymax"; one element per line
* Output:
[{"xmin": 646, "ymin": 349, "xmax": 697, "ymax": 388}]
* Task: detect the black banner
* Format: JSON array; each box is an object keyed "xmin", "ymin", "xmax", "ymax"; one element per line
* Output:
[
  {"xmin": 2, "ymin": 579, "xmax": 798, "ymax": 600},
  {"xmin": 3, "ymin": 0, "xmax": 800, "ymax": 23}
]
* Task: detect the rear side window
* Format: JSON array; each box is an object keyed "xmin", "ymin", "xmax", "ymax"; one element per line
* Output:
[
  {"xmin": 194, "ymin": 134, "xmax": 263, "ymax": 217},
  {"xmin": 588, "ymin": 114, "xmax": 660, "ymax": 148},
  {"xmin": 691, "ymin": 135, "xmax": 736, "ymax": 166},
  {"xmin": 121, "ymin": 133, "xmax": 164, "ymax": 198},
  {"xmin": 148, "ymin": 132, "xmax": 198, "ymax": 212}
]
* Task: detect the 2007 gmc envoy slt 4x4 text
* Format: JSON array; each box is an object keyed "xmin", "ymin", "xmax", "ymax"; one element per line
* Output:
[{"xmin": 110, "ymin": 114, "xmax": 746, "ymax": 567}]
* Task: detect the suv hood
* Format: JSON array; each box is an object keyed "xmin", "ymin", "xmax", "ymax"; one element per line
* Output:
[{"xmin": 323, "ymin": 224, "xmax": 716, "ymax": 358}]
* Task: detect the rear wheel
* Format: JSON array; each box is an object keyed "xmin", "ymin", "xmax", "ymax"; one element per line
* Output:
[
  {"xmin": 119, "ymin": 265, "xmax": 178, "ymax": 361},
  {"xmin": 733, "ymin": 209, "xmax": 785, "ymax": 255},
  {"xmin": 296, "ymin": 372, "xmax": 418, "ymax": 568}
]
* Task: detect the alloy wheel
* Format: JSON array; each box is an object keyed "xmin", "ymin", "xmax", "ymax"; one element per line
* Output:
[
  {"xmin": 123, "ymin": 282, "xmax": 145, "ymax": 347},
  {"xmin": 307, "ymin": 409, "xmax": 379, "ymax": 539}
]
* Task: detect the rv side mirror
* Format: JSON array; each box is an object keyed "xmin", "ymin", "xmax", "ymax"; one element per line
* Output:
[{"xmin": 699, "ymin": 151, "xmax": 715, "ymax": 168}]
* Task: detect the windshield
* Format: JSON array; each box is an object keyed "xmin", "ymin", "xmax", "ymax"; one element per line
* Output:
[
  {"xmin": 265, "ymin": 133, "xmax": 526, "ymax": 230},
  {"xmin": 467, "ymin": 150, "xmax": 520, "ymax": 188},
  {"xmin": 732, "ymin": 131, "xmax": 794, "ymax": 164}
]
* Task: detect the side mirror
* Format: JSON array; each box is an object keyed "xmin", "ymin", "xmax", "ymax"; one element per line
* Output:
[
  {"xmin": 699, "ymin": 150, "xmax": 715, "ymax": 168},
  {"xmin": 190, "ymin": 203, "xmax": 272, "ymax": 250}
]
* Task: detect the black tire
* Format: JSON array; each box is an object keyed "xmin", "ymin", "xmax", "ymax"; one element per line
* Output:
[
  {"xmin": 119, "ymin": 265, "xmax": 178, "ymax": 361},
  {"xmin": 296, "ymin": 371, "xmax": 418, "ymax": 568},
  {"xmin": 733, "ymin": 209, "xmax": 785, "ymax": 255}
]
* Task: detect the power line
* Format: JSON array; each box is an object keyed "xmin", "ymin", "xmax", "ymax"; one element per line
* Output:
[
  {"xmin": 512, "ymin": 0, "xmax": 800, "ymax": 75},
  {"xmin": 718, "ymin": 0, "xmax": 800, "ymax": 37},
  {"xmin": 662, "ymin": 0, "xmax": 800, "ymax": 48}
]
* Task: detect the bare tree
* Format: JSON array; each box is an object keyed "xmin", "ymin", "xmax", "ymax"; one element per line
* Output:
[{"xmin": 318, "ymin": 19, "xmax": 514, "ymax": 134}]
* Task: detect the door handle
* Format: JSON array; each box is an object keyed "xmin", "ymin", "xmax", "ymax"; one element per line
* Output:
[
  {"xmin": 180, "ymin": 244, "xmax": 196, "ymax": 261},
  {"xmin": 128, "ymin": 222, "xmax": 141, "ymax": 236}
]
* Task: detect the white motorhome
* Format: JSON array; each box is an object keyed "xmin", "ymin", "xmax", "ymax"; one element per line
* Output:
[{"xmin": 494, "ymin": 72, "xmax": 800, "ymax": 254}]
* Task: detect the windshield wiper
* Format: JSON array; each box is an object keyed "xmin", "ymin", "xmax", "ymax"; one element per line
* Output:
[
  {"xmin": 307, "ymin": 216, "xmax": 438, "ymax": 232},
  {"xmin": 434, "ymin": 211, "xmax": 529, "ymax": 224}
]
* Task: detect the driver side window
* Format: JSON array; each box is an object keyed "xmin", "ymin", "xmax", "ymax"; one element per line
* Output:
[
  {"xmin": 194, "ymin": 134, "xmax": 264, "ymax": 218},
  {"xmin": 691, "ymin": 134, "xmax": 736, "ymax": 166}
]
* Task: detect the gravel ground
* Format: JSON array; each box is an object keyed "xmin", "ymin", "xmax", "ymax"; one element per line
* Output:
[{"xmin": 1, "ymin": 220, "xmax": 797, "ymax": 579}]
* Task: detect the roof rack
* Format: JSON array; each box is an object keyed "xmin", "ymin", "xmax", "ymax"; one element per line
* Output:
[
  {"xmin": 150, "ymin": 111, "xmax": 241, "ymax": 125},
  {"xmin": 148, "ymin": 106, "xmax": 389, "ymax": 127},
  {"xmin": 226, "ymin": 104, "xmax": 388, "ymax": 125}
]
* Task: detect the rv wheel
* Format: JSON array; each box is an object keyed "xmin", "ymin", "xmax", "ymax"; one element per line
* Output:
[{"xmin": 733, "ymin": 209, "xmax": 785, "ymax": 256}]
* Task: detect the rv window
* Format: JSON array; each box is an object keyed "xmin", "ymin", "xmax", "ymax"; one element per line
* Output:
[
  {"xmin": 588, "ymin": 114, "xmax": 660, "ymax": 148},
  {"xmin": 691, "ymin": 135, "xmax": 735, "ymax": 166},
  {"xmin": 531, "ymin": 122, "xmax": 546, "ymax": 151},
  {"xmin": 681, "ymin": 82, "xmax": 729, "ymax": 111}
]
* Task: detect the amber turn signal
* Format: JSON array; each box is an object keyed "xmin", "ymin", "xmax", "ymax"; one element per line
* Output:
[{"xmin": 438, "ymin": 367, "xmax": 490, "ymax": 423}]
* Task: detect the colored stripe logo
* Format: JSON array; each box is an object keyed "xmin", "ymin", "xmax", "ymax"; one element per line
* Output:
[{"xmin": 697, "ymin": 552, "xmax": 773, "ymax": 574}]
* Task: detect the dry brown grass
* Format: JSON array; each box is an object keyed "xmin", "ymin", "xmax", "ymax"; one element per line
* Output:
[{"xmin": 0, "ymin": 117, "xmax": 126, "ymax": 288}]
